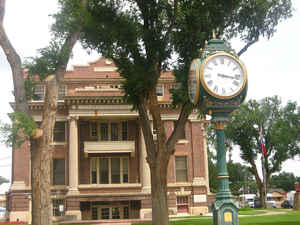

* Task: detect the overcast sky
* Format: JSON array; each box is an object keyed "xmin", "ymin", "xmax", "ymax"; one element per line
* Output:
[{"xmin": 0, "ymin": 1, "xmax": 299, "ymax": 193}]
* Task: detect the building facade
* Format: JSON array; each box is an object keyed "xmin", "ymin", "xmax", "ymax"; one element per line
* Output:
[{"xmin": 7, "ymin": 58, "xmax": 213, "ymax": 223}]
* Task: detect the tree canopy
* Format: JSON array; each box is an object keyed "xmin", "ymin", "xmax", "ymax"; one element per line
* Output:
[
  {"xmin": 0, "ymin": 176, "xmax": 9, "ymax": 186},
  {"xmin": 270, "ymin": 172, "xmax": 300, "ymax": 192},
  {"xmin": 224, "ymin": 96, "xmax": 300, "ymax": 206},
  {"xmin": 78, "ymin": 1, "xmax": 294, "ymax": 223}
]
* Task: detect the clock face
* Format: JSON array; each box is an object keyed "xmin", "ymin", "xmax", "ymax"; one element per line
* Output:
[
  {"xmin": 188, "ymin": 59, "xmax": 200, "ymax": 104},
  {"xmin": 200, "ymin": 53, "xmax": 247, "ymax": 99}
]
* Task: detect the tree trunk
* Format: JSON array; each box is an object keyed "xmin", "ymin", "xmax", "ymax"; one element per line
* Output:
[
  {"xmin": 0, "ymin": 0, "xmax": 28, "ymax": 114},
  {"xmin": 249, "ymin": 159, "xmax": 266, "ymax": 208},
  {"xmin": 258, "ymin": 183, "xmax": 266, "ymax": 208},
  {"xmin": 150, "ymin": 153, "xmax": 170, "ymax": 225},
  {"xmin": 31, "ymin": 76, "xmax": 58, "ymax": 225}
]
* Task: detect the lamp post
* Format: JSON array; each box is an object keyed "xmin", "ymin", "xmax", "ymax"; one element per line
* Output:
[
  {"xmin": 187, "ymin": 35, "xmax": 248, "ymax": 225},
  {"xmin": 211, "ymin": 114, "xmax": 238, "ymax": 225}
]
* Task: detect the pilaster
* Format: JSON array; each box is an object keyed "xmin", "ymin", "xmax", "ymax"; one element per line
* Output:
[
  {"xmin": 67, "ymin": 116, "xmax": 79, "ymax": 195},
  {"xmin": 140, "ymin": 127, "xmax": 151, "ymax": 193}
]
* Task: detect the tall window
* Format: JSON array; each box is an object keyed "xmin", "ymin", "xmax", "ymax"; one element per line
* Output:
[
  {"xmin": 91, "ymin": 158, "xmax": 97, "ymax": 184},
  {"xmin": 100, "ymin": 123, "xmax": 109, "ymax": 141},
  {"xmin": 121, "ymin": 122, "xmax": 128, "ymax": 140},
  {"xmin": 58, "ymin": 85, "xmax": 66, "ymax": 100},
  {"xmin": 53, "ymin": 199, "xmax": 65, "ymax": 217},
  {"xmin": 175, "ymin": 156, "xmax": 188, "ymax": 182},
  {"xmin": 99, "ymin": 158, "xmax": 109, "ymax": 184},
  {"xmin": 90, "ymin": 157, "xmax": 129, "ymax": 184},
  {"xmin": 91, "ymin": 122, "xmax": 98, "ymax": 137},
  {"xmin": 33, "ymin": 85, "xmax": 45, "ymax": 100},
  {"xmin": 111, "ymin": 123, "xmax": 119, "ymax": 141},
  {"xmin": 90, "ymin": 122, "xmax": 128, "ymax": 141},
  {"xmin": 156, "ymin": 84, "xmax": 164, "ymax": 97},
  {"xmin": 53, "ymin": 122, "xmax": 66, "ymax": 142},
  {"xmin": 52, "ymin": 159, "xmax": 65, "ymax": 185}
]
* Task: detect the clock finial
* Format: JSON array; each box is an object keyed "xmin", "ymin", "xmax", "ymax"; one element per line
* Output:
[{"xmin": 212, "ymin": 30, "xmax": 216, "ymax": 39}]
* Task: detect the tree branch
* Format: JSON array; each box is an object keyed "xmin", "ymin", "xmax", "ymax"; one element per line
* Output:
[
  {"xmin": 166, "ymin": 0, "xmax": 178, "ymax": 34},
  {"xmin": 0, "ymin": 0, "xmax": 29, "ymax": 114},
  {"xmin": 0, "ymin": 0, "xmax": 5, "ymax": 25},
  {"xmin": 137, "ymin": 97, "xmax": 156, "ymax": 164},
  {"xmin": 237, "ymin": 36, "xmax": 259, "ymax": 57},
  {"xmin": 55, "ymin": 27, "xmax": 82, "ymax": 83},
  {"xmin": 55, "ymin": 0, "xmax": 87, "ymax": 83},
  {"xmin": 166, "ymin": 103, "xmax": 190, "ymax": 154}
]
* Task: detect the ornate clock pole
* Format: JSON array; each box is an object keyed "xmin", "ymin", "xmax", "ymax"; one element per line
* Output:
[{"xmin": 188, "ymin": 34, "xmax": 248, "ymax": 225}]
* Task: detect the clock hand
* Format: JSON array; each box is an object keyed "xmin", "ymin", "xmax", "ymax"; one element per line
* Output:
[{"xmin": 217, "ymin": 73, "xmax": 235, "ymax": 79}]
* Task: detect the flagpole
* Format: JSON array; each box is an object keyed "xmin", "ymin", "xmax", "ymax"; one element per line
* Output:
[{"xmin": 261, "ymin": 155, "xmax": 267, "ymax": 208}]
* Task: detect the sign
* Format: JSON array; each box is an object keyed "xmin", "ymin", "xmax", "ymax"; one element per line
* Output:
[
  {"xmin": 193, "ymin": 194, "xmax": 207, "ymax": 203},
  {"xmin": 224, "ymin": 211, "xmax": 232, "ymax": 222}
]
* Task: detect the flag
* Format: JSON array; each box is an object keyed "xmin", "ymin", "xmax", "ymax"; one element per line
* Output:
[{"xmin": 259, "ymin": 127, "xmax": 267, "ymax": 156}]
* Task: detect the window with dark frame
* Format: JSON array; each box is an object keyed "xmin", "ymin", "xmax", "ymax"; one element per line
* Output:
[
  {"xmin": 156, "ymin": 84, "xmax": 164, "ymax": 97},
  {"xmin": 53, "ymin": 122, "xmax": 66, "ymax": 142},
  {"xmin": 52, "ymin": 158, "xmax": 65, "ymax": 185},
  {"xmin": 111, "ymin": 123, "xmax": 119, "ymax": 141},
  {"xmin": 91, "ymin": 122, "xmax": 98, "ymax": 137},
  {"xmin": 100, "ymin": 123, "xmax": 109, "ymax": 141},
  {"xmin": 175, "ymin": 156, "xmax": 188, "ymax": 182},
  {"xmin": 121, "ymin": 121, "xmax": 128, "ymax": 140},
  {"xmin": 90, "ymin": 122, "xmax": 128, "ymax": 141},
  {"xmin": 90, "ymin": 157, "xmax": 129, "ymax": 184},
  {"xmin": 52, "ymin": 199, "xmax": 65, "ymax": 217},
  {"xmin": 33, "ymin": 85, "xmax": 45, "ymax": 101},
  {"xmin": 58, "ymin": 85, "xmax": 66, "ymax": 100}
]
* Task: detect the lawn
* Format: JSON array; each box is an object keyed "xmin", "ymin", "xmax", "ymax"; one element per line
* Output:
[
  {"xmin": 4, "ymin": 210, "xmax": 298, "ymax": 225},
  {"xmin": 132, "ymin": 210, "xmax": 300, "ymax": 225}
]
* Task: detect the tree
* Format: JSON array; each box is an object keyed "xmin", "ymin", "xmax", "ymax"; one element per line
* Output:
[
  {"xmin": 225, "ymin": 96, "xmax": 300, "ymax": 208},
  {"xmin": 227, "ymin": 161, "xmax": 256, "ymax": 196},
  {"xmin": 0, "ymin": 1, "xmax": 86, "ymax": 224},
  {"xmin": 79, "ymin": 1, "xmax": 293, "ymax": 224},
  {"xmin": 0, "ymin": 176, "xmax": 9, "ymax": 186},
  {"xmin": 270, "ymin": 172, "xmax": 299, "ymax": 192}
]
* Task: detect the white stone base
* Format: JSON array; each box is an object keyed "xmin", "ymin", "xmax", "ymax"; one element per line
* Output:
[
  {"xmin": 141, "ymin": 186, "xmax": 151, "ymax": 193},
  {"xmin": 10, "ymin": 181, "xmax": 28, "ymax": 191},
  {"xmin": 140, "ymin": 208, "xmax": 152, "ymax": 219},
  {"xmin": 9, "ymin": 211, "xmax": 31, "ymax": 223},
  {"xmin": 66, "ymin": 210, "xmax": 82, "ymax": 220},
  {"xmin": 190, "ymin": 206, "xmax": 209, "ymax": 215}
]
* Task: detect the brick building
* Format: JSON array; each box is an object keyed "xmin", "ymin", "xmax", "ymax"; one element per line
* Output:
[{"xmin": 7, "ymin": 57, "xmax": 212, "ymax": 223}]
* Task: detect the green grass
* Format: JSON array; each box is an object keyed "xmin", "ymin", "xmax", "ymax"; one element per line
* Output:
[
  {"xmin": 132, "ymin": 210, "xmax": 300, "ymax": 225},
  {"xmin": 238, "ymin": 210, "xmax": 265, "ymax": 215}
]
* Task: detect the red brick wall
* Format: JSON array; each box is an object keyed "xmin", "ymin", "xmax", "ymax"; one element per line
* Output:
[{"xmin": 12, "ymin": 141, "xmax": 30, "ymax": 186}]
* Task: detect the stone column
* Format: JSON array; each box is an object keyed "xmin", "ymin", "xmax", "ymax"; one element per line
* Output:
[
  {"xmin": 68, "ymin": 116, "xmax": 79, "ymax": 194},
  {"xmin": 66, "ymin": 116, "xmax": 81, "ymax": 220},
  {"xmin": 139, "ymin": 127, "xmax": 152, "ymax": 219},
  {"xmin": 140, "ymin": 127, "xmax": 151, "ymax": 192}
]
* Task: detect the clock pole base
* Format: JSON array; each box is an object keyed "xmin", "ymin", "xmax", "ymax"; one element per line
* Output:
[{"xmin": 212, "ymin": 200, "xmax": 239, "ymax": 225}]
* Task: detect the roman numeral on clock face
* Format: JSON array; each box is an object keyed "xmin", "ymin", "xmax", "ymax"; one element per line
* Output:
[
  {"xmin": 233, "ymin": 80, "xmax": 239, "ymax": 86},
  {"xmin": 213, "ymin": 86, "xmax": 218, "ymax": 93}
]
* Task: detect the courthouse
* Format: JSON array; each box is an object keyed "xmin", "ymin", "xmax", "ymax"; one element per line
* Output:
[{"xmin": 7, "ymin": 58, "xmax": 212, "ymax": 222}]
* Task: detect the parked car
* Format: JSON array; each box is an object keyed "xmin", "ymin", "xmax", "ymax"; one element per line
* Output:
[
  {"xmin": 281, "ymin": 200, "xmax": 294, "ymax": 208},
  {"xmin": 266, "ymin": 194, "xmax": 277, "ymax": 208},
  {"xmin": 254, "ymin": 196, "xmax": 276, "ymax": 208}
]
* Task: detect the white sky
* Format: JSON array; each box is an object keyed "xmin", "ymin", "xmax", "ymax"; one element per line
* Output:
[{"xmin": 0, "ymin": 0, "xmax": 299, "ymax": 193}]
